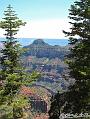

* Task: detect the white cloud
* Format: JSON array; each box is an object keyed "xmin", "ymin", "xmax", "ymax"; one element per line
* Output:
[{"xmin": 0, "ymin": 19, "xmax": 71, "ymax": 39}]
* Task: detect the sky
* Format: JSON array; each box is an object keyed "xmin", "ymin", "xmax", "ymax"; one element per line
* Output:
[{"xmin": 0, "ymin": 0, "xmax": 75, "ymax": 39}]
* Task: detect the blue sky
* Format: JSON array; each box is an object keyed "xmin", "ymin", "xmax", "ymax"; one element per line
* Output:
[{"xmin": 0, "ymin": 0, "xmax": 75, "ymax": 38}]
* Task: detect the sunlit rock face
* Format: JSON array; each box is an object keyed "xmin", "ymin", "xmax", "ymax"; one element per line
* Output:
[{"xmin": 23, "ymin": 39, "xmax": 69, "ymax": 59}]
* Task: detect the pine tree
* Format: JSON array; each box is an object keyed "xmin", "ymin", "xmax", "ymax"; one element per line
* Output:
[
  {"xmin": 49, "ymin": 0, "xmax": 90, "ymax": 118},
  {"xmin": 0, "ymin": 5, "xmax": 37, "ymax": 118},
  {"xmin": 62, "ymin": 0, "xmax": 90, "ymax": 114},
  {"xmin": 48, "ymin": 91, "xmax": 66, "ymax": 119}
]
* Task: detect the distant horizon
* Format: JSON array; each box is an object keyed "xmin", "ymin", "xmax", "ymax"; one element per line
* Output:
[{"xmin": 0, "ymin": 38, "xmax": 69, "ymax": 46}]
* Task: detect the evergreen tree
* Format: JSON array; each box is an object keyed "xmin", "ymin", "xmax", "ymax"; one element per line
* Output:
[
  {"xmin": 64, "ymin": 0, "xmax": 90, "ymax": 113},
  {"xmin": 63, "ymin": 0, "xmax": 90, "ymax": 114},
  {"xmin": 0, "ymin": 5, "xmax": 38, "ymax": 118},
  {"xmin": 49, "ymin": 0, "xmax": 90, "ymax": 118},
  {"xmin": 48, "ymin": 91, "xmax": 66, "ymax": 119}
]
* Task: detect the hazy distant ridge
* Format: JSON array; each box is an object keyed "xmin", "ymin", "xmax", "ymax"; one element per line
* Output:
[{"xmin": 23, "ymin": 39, "xmax": 69, "ymax": 59}]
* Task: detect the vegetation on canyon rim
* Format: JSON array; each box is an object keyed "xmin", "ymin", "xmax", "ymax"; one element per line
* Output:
[
  {"xmin": 0, "ymin": 5, "xmax": 39, "ymax": 118},
  {"xmin": 0, "ymin": 0, "xmax": 90, "ymax": 118},
  {"xmin": 49, "ymin": 0, "xmax": 90, "ymax": 118}
]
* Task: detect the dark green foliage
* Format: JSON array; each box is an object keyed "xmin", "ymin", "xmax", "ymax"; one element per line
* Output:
[
  {"xmin": 63, "ymin": 0, "xmax": 90, "ymax": 114},
  {"xmin": 48, "ymin": 92, "xmax": 60, "ymax": 119},
  {"xmin": 48, "ymin": 91, "xmax": 66, "ymax": 119},
  {"xmin": 0, "ymin": 5, "xmax": 32, "ymax": 118},
  {"xmin": 49, "ymin": 0, "xmax": 90, "ymax": 118}
]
